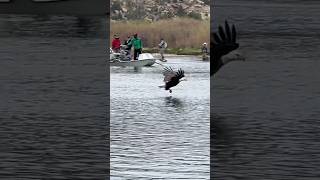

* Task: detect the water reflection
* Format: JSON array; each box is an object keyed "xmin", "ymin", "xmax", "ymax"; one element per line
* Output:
[
  {"xmin": 164, "ymin": 96, "xmax": 184, "ymax": 109},
  {"xmin": 133, "ymin": 66, "xmax": 142, "ymax": 73},
  {"xmin": 211, "ymin": 113, "xmax": 237, "ymax": 163},
  {"xmin": 0, "ymin": 14, "xmax": 107, "ymax": 179},
  {"xmin": 211, "ymin": 113, "xmax": 230, "ymax": 141},
  {"xmin": 33, "ymin": 14, "xmax": 51, "ymax": 21},
  {"xmin": 0, "ymin": 14, "xmax": 106, "ymax": 38}
]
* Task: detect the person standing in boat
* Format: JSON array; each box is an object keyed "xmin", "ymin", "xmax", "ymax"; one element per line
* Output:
[
  {"xmin": 158, "ymin": 38, "xmax": 167, "ymax": 61},
  {"xmin": 112, "ymin": 34, "xmax": 121, "ymax": 53},
  {"xmin": 123, "ymin": 36, "xmax": 133, "ymax": 59},
  {"xmin": 124, "ymin": 36, "xmax": 133, "ymax": 50},
  {"xmin": 132, "ymin": 33, "xmax": 142, "ymax": 60}
]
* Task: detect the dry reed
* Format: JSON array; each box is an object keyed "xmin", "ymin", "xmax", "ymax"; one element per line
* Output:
[{"xmin": 110, "ymin": 18, "xmax": 209, "ymax": 49}]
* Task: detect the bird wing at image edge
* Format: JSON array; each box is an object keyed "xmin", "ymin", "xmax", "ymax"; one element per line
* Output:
[{"xmin": 211, "ymin": 21, "xmax": 239, "ymax": 75}]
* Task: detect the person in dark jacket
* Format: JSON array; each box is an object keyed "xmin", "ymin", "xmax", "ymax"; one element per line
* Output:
[
  {"xmin": 123, "ymin": 36, "xmax": 133, "ymax": 59},
  {"xmin": 124, "ymin": 36, "xmax": 132, "ymax": 50}
]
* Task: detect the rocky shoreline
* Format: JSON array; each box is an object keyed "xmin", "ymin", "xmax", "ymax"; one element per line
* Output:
[{"xmin": 111, "ymin": 0, "xmax": 210, "ymax": 21}]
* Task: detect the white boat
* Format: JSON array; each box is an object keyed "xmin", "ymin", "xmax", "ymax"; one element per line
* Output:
[
  {"xmin": 110, "ymin": 59, "xmax": 156, "ymax": 67},
  {"xmin": 110, "ymin": 48, "xmax": 156, "ymax": 67},
  {"xmin": 0, "ymin": 0, "xmax": 107, "ymax": 16}
]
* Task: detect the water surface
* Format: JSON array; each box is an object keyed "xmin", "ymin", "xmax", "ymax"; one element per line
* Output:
[
  {"xmin": 111, "ymin": 56, "xmax": 210, "ymax": 179},
  {"xmin": 212, "ymin": 1, "xmax": 320, "ymax": 179},
  {"xmin": 0, "ymin": 15, "xmax": 108, "ymax": 179}
]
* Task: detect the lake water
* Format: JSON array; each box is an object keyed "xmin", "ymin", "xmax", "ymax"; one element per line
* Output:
[
  {"xmin": 212, "ymin": 1, "xmax": 320, "ymax": 179},
  {"xmin": 110, "ymin": 56, "xmax": 210, "ymax": 179},
  {"xmin": 0, "ymin": 15, "xmax": 108, "ymax": 179}
]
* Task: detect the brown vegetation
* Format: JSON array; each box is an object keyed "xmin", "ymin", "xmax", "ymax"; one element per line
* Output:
[{"xmin": 110, "ymin": 18, "xmax": 209, "ymax": 49}]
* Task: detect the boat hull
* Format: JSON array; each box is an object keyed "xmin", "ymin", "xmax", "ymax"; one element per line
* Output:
[
  {"xmin": 0, "ymin": 0, "xmax": 108, "ymax": 16},
  {"xmin": 110, "ymin": 52, "xmax": 156, "ymax": 67},
  {"xmin": 110, "ymin": 59, "xmax": 156, "ymax": 67}
]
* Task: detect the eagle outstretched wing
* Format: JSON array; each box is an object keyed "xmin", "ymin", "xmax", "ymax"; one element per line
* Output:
[
  {"xmin": 163, "ymin": 66, "xmax": 184, "ymax": 82},
  {"xmin": 211, "ymin": 21, "xmax": 239, "ymax": 75}
]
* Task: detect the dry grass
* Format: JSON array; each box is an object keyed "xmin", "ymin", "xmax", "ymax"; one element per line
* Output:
[{"xmin": 110, "ymin": 18, "xmax": 209, "ymax": 49}]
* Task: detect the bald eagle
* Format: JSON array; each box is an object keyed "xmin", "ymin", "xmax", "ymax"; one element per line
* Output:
[
  {"xmin": 159, "ymin": 66, "xmax": 186, "ymax": 93},
  {"xmin": 211, "ymin": 21, "xmax": 245, "ymax": 76}
]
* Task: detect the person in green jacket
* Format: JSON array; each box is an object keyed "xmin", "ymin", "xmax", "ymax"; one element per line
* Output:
[{"xmin": 132, "ymin": 33, "xmax": 142, "ymax": 60}]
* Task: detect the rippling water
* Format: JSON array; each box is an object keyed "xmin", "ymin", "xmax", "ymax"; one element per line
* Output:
[
  {"xmin": 0, "ymin": 15, "xmax": 108, "ymax": 179},
  {"xmin": 111, "ymin": 56, "xmax": 210, "ymax": 179},
  {"xmin": 212, "ymin": 1, "xmax": 320, "ymax": 179}
]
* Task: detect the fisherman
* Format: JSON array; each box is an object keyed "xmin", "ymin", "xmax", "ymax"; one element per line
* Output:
[
  {"xmin": 201, "ymin": 42, "xmax": 209, "ymax": 61},
  {"xmin": 201, "ymin": 43, "xmax": 209, "ymax": 61},
  {"xmin": 124, "ymin": 36, "xmax": 133, "ymax": 51},
  {"xmin": 132, "ymin": 33, "xmax": 142, "ymax": 60},
  {"xmin": 112, "ymin": 34, "xmax": 121, "ymax": 53},
  {"xmin": 201, "ymin": 42, "xmax": 208, "ymax": 54},
  {"xmin": 123, "ymin": 36, "xmax": 133, "ymax": 59},
  {"xmin": 158, "ymin": 38, "xmax": 167, "ymax": 61}
]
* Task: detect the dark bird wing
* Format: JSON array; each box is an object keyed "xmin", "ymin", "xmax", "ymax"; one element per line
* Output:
[
  {"xmin": 163, "ymin": 66, "xmax": 176, "ymax": 82},
  {"xmin": 174, "ymin": 68, "xmax": 185, "ymax": 80},
  {"xmin": 163, "ymin": 66, "xmax": 185, "ymax": 82},
  {"xmin": 211, "ymin": 21, "xmax": 239, "ymax": 75}
]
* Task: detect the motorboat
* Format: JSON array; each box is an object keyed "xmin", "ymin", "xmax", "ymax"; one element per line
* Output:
[{"xmin": 110, "ymin": 48, "xmax": 156, "ymax": 67}]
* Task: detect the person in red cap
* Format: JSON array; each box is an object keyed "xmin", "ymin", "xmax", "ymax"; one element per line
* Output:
[{"xmin": 112, "ymin": 34, "xmax": 121, "ymax": 53}]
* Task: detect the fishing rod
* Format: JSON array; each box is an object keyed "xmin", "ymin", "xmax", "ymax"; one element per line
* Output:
[{"xmin": 154, "ymin": 58, "xmax": 170, "ymax": 68}]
